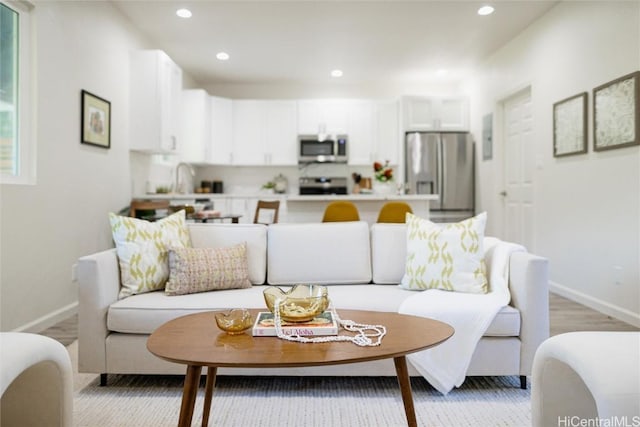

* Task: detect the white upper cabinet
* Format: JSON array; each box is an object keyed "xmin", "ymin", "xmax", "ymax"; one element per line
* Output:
[
  {"xmin": 374, "ymin": 100, "xmax": 400, "ymax": 165},
  {"xmin": 232, "ymin": 100, "xmax": 298, "ymax": 165},
  {"xmin": 346, "ymin": 100, "xmax": 400, "ymax": 166},
  {"xmin": 297, "ymin": 100, "xmax": 349, "ymax": 135},
  {"xmin": 209, "ymin": 96, "xmax": 234, "ymax": 165},
  {"xmin": 265, "ymin": 101, "xmax": 298, "ymax": 165},
  {"xmin": 347, "ymin": 101, "xmax": 376, "ymax": 166},
  {"xmin": 403, "ymin": 96, "xmax": 468, "ymax": 131},
  {"xmin": 180, "ymin": 89, "xmax": 210, "ymax": 163},
  {"xmin": 233, "ymin": 101, "xmax": 266, "ymax": 165},
  {"xmin": 130, "ymin": 50, "xmax": 183, "ymax": 152}
]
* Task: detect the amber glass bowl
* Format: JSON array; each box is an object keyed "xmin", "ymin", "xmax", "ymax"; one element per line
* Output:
[
  {"xmin": 214, "ymin": 309, "xmax": 253, "ymax": 335},
  {"xmin": 263, "ymin": 284, "xmax": 329, "ymax": 323}
]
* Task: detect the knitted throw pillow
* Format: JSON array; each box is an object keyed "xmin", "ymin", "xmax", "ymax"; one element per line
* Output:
[{"xmin": 165, "ymin": 243, "xmax": 251, "ymax": 296}]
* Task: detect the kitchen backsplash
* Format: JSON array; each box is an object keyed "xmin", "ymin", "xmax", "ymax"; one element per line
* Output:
[{"xmin": 130, "ymin": 152, "xmax": 375, "ymax": 196}]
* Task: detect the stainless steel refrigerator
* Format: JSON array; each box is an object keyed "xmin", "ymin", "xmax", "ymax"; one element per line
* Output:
[{"xmin": 405, "ymin": 132, "xmax": 475, "ymax": 223}]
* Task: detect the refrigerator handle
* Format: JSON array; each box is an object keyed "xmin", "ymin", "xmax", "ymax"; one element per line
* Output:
[{"xmin": 438, "ymin": 137, "xmax": 445, "ymax": 205}]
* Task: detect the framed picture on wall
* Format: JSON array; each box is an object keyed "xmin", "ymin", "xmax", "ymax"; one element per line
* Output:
[
  {"xmin": 553, "ymin": 92, "xmax": 587, "ymax": 157},
  {"xmin": 81, "ymin": 90, "xmax": 111, "ymax": 149},
  {"xmin": 593, "ymin": 71, "xmax": 640, "ymax": 151}
]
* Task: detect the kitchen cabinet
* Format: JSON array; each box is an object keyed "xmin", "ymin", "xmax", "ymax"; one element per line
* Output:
[
  {"xmin": 347, "ymin": 100, "xmax": 400, "ymax": 166},
  {"xmin": 297, "ymin": 100, "xmax": 349, "ymax": 135},
  {"xmin": 209, "ymin": 96, "xmax": 234, "ymax": 165},
  {"xmin": 232, "ymin": 100, "xmax": 297, "ymax": 165},
  {"xmin": 374, "ymin": 100, "xmax": 400, "ymax": 165},
  {"xmin": 403, "ymin": 96, "xmax": 468, "ymax": 131},
  {"xmin": 346, "ymin": 101, "xmax": 376, "ymax": 165},
  {"xmin": 180, "ymin": 89, "xmax": 211, "ymax": 163},
  {"xmin": 130, "ymin": 50, "xmax": 183, "ymax": 153},
  {"xmin": 265, "ymin": 101, "xmax": 298, "ymax": 165}
]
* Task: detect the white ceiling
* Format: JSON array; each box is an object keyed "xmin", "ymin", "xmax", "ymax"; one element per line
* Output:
[{"xmin": 113, "ymin": 1, "xmax": 558, "ymax": 87}]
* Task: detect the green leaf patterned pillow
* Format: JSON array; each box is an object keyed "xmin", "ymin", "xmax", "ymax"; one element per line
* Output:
[
  {"xmin": 109, "ymin": 210, "xmax": 192, "ymax": 298},
  {"xmin": 399, "ymin": 212, "xmax": 488, "ymax": 294}
]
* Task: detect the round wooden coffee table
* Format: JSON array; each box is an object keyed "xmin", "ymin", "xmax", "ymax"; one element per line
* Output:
[{"xmin": 147, "ymin": 309, "xmax": 453, "ymax": 427}]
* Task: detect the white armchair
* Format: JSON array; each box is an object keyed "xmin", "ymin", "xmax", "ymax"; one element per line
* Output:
[{"xmin": 0, "ymin": 332, "xmax": 73, "ymax": 427}]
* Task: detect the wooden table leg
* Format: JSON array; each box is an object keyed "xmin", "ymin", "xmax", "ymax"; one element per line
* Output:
[
  {"xmin": 394, "ymin": 356, "xmax": 417, "ymax": 427},
  {"xmin": 201, "ymin": 367, "xmax": 217, "ymax": 427},
  {"xmin": 178, "ymin": 365, "xmax": 202, "ymax": 427}
]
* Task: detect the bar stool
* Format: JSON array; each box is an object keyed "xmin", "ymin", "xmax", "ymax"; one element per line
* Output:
[
  {"xmin": 322, "ymin": 201, "xmax": 360, "ymax": 222},
  {"xmin": 377, "ymin": 201, "xmax": 413, "ymax": 223}
]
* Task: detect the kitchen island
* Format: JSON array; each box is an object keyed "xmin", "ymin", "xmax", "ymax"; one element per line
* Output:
[
  {"xmin": 131, "ymin": 193, "xmax": 438, "ymax": 225},
  {"xmin": 285, "ymin": 194, "xmax": 438, "ymax": 224}
]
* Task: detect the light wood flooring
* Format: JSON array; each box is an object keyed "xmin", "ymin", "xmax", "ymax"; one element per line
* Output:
[{"xmin": 40, "ymin": 293, "xmax": 638, "ymax": 347}]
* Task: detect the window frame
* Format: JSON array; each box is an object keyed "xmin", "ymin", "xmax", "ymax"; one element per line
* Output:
[{"xmin": 1, "ymin": 0, "xmax": 35, "ymax": 185}]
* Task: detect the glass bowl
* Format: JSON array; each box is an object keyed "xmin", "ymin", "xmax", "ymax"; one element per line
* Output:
[
  {"xmin": 214, "ymin": 309, "xmax": 253, "ymax": 335},
  {"xmin": 263, "ymin": 284, "xmax": 329, "ymax": 323}
]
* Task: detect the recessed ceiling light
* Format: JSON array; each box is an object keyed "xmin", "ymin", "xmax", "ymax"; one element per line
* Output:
[
  {"xmin": 176, "ymin": 8, "xmax": 192, "ymax": 18},
  {"xmin": 216, "ymin": 52, "xmax": 230, "ymax": 61},
  {"xmin": 477, "ymin": 5, "xmax": 495, "ymax": 16},
  {"xmin": 331, "ymin": 69, "xmax": 343, "ymax": 78}
]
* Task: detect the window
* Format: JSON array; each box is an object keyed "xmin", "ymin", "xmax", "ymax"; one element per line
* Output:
[{"xmin": 0, "ymin": 1, "xmax": 34, "ymax": 185}]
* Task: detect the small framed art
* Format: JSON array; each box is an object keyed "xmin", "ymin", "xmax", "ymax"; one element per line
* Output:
[
  {"xmin": 553, "ymin": 92, "xmax": 587, "ymax": 157},
  {"xmin": 81, "ymin": 90, "xmax": 111, "ymax": 149},
  {"xmin": 593, "ymin": 71, "xmax": 640, "ymax": 151}
]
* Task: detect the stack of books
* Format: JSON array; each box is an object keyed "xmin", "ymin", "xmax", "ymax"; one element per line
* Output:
[{"xmin": 252, "ymin": 311, "xmax": 338, "ymax": 337}]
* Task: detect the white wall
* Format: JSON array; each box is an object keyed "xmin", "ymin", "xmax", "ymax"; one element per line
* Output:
[
  {"xmin": 465, "ymin": 1, "xmax": 640, "ymax": 325},
  {"xmin": 0, "ymin": 2, "xmax": 148, "ymax": 331}
]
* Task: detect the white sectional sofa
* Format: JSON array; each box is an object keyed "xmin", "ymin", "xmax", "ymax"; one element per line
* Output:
[{"xmin": 77, "ymin": 221, "xmax": 549, "ymax": 388}]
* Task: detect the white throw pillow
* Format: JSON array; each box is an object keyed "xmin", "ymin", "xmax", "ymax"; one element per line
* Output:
[
  {"xmin": 109, "ymin": 210, "xmax": 191, "ymax": 298},
  {"xmin": 399, "ymin": 212, "xmax": 488, "ymax": 293}
]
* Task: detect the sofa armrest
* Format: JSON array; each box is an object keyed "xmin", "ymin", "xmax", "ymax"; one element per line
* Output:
[
  {"xmin": 508, "ymin": 251, "xmax": 549, "ymax": 376},
  {"xmin": 77, "ymin": 249, "xmax": 120, "ymax": 374}
]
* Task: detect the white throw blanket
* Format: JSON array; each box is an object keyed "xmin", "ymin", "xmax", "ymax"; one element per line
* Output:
[{"xmin": 398, "ymin": 237, "xmax": 525, "ymax": 394}]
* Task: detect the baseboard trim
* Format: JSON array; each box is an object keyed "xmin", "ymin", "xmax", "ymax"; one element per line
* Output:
[
  {"xmin": 550, "ymin": 281, "xmax": 640, "ymax": 328},
  {"xmin": 13, "ymin": 302, "xmax": 78, "ymax": 333}
]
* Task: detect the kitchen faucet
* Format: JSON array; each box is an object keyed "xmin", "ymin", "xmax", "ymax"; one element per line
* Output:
[{"xmin": 174, "ymin": 162, "xmax": 195, "ymax": 194}]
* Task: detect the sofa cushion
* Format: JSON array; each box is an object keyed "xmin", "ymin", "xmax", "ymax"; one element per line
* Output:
[
  {"xmin": 371, "ymin": 223, "xmax": 407, "ymax": 284},
  {"xmin": 165, "ymin": 243, "xmax": 251, "ymax": 296},
  {"xmin": 188, "ymin": 223, "xmax": 267, "ymax": 284},
  {"xmin": 400, "ymin": 212, "xmax": 488, "ymax": 293},
  {"xmin": 107, "ymin": 284, "xmax": 520, "ymax": 336},
  {"xmin": 109, "ymin": 210, "xmax": 191, "ymax": 299},
  {"xmin": 266, "ymin": 222, "xmax": 372, "ymax": 285}
]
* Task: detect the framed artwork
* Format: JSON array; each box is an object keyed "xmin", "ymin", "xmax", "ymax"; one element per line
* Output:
[
  {"xmin": 553, "ymin": 92, "xmax": 587, "ymax": 157},
  {"xmin": 81, "ymin": 90, "xmax": 111, "ymax": 149},
  {"xmin": 482, "ymin": 113, "xmax": 493, "ymax": 161},
  {"xmin": 593, "ymin": 71, "xmax": 640, "ymax": 151}
]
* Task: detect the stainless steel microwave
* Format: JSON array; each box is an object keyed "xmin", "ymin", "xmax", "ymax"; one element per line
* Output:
[{"xmin": 298, "ymin": 135, "xmax": 348, "ymax": 163}]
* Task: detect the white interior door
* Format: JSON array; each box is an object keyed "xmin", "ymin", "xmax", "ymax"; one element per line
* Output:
[{"xmin": 502, "ymin": 88, "xmax": 535, "ymax": 250}]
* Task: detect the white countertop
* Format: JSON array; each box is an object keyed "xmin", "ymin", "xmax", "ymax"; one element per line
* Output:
[
  {"xmin": 286, "ymin": 194, "xmax": 439, "ymax": 202},
  {"xmin": 134, "ymin": 193, "xmax": 439, "ymax": 201}
]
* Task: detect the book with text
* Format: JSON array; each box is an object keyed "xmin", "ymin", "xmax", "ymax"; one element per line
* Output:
[{"xmin": 252, "ymin": 311, "xmax": 338, "ymax": 337}]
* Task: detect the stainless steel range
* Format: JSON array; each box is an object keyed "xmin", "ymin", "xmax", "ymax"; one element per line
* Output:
[{"xmin": 299, "ymin": 177, "xmax": 348, "ymax": 195}]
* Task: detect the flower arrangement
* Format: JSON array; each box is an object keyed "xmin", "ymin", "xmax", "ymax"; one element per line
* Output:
[{"xmin": 373, "ymin": 160, "xmax": 393, "ymax": 182}]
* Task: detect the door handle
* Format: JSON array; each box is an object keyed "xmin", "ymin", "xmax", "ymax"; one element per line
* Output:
[{"xmin": 499, "ymin": 191, "xmax": 507, "ymax": 197}]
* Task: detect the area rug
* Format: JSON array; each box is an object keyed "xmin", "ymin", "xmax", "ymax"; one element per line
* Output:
[{"xmin": 69, "ymin": 342, "xmax": 531, "ymax": 427}]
